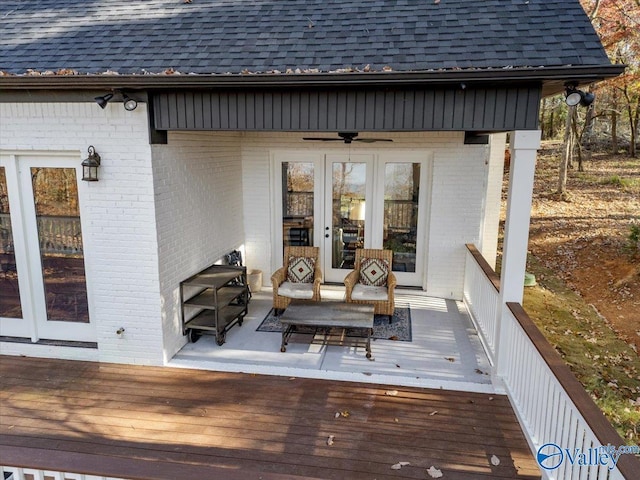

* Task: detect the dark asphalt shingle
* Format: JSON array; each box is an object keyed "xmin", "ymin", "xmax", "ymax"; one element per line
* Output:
[{"xmin": 0, "ymin": 0, "xmax": 612, "ymax": 75}]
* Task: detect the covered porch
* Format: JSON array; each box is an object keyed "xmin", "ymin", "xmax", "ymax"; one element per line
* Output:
[{"xmin": 173, "ymin": 287, "xmax": 495, "ymax": 393}]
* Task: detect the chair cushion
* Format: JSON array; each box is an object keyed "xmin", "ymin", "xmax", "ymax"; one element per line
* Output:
[
  {"xmin": 359, "ymin": 257, "xmax": 389, "ymax": 286},
  {"xmin": 278, "ymin": 281, "xmax": 315, "ymax": 299},
  {"xmin": 352, "ymin": 284, "xmax": 389, "ymax": 301},
  {"xmin": 287, "ymin": 256, "xmax": 316, "ymax": 283}
]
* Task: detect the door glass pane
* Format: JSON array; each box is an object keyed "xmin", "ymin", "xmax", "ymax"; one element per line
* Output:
[
  {"xmin": 0, "ymin": 167, "xmax": 22, "ymax": 318},
  {"xmin": 383, "ymin": 163, "xmax": 420, "ymax": 273},
  {"xmin": 332, "ymin": 162, "xmax": 366, "ymax": 270},
  {"xmin": 282, "ymin": 162, "xmax": 314, "ymax": 249},
  {"xmin": 31, "ymin": 167, "xmax": 89, "ymax": 323}
]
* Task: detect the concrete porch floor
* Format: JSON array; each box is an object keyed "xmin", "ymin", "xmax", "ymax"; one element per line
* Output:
[{"xmin": 171, "ymin": 287, "xmax": 496, "ymax": 393}]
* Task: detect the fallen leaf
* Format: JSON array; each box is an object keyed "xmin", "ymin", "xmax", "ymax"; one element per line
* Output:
[
  {"xmin": 427, "ymin": 466, "xmax": 443, "ymax": 478},
  {"xmin": 340, "ymin": 410, "xmax": 350, "ymax": 418},
  {"xmin": 445, "ymin": 357, "xmax": 455, "ymax": 362},
  {"xmin": 391, "ymin": 461, "xmax": 411, "ymax": 470},
  {"xmin": 385, "ymin": 390, "xmax": 398, "ymax": 396},
  {"xmin": 327, "ymin": 435, "xmax": 335, "ymax": 446},
  {"xmin": 335, "ymin": 412, "xmax": 340, "ymax": 419},
  {"xmin": 429, "ymin": 411, "xmax": 438, "ymax": 416},
  {"xmin": 434, "ymin": 0, "xmax": 441, "ymax": 4},
  {"xmin": 491, "ymin": 455, "xmax": 500, "ymax": 466}
]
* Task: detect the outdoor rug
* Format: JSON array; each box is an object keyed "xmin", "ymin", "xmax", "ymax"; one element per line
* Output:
[{"xmin": 256, "ymin": 307, "xmax": 412, "ymax": 342}]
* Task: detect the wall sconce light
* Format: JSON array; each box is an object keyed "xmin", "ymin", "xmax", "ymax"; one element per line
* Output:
[
  {"xmin": 122, "ymin": 93, "xmax": 138, "ymax": 111},
  {"xmin": 565, "ymin": 85, "xmax": 595, "ymax": 107},
  {"xmin": 81, "ymin": 146, "xmax": 101, "ymax": 182},
  {"xmin": 94, "ymin": 93, "xmax": 114, "ymax": 109}
]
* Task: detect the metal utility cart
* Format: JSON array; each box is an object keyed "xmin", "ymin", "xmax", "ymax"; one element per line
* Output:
[{"xmin": 180, "ymin": 264, "xmax": 249, "ymax": 345}]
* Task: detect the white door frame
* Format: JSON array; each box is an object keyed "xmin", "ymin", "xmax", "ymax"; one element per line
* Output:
[
  {"xmin": 373, "ymin": 152, "xmax": 432, "ymax": 287},
  {"xmin": 270, "ymin": 151, "xmax": 324, "ymax": 270},
  {"xmin": 323, "ymin": 153, "xmax": 376, "ymax": 283},
  {"xmin": 0, "ymin": 152, "xmax": 96, "ymax": 342}
]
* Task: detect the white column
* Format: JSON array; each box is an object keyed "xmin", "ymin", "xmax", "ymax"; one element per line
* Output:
[{"xmin": 495, "ymin": 130, "xmax": 541, "ymax": 377}]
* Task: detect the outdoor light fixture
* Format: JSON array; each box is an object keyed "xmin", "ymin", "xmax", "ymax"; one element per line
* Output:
[
  {"xmin": 94, "ymin": 93, "xmax": 114, "ymax": 109},
  {"xmin": 564, "ymin": 86, "xmax": 595, "ymax": 107},
  {"xmin": 81, "ymin": 146, "xmax": 101, "ymax": 182},
  {"xmin": 122, "ymin": 93, "xmax": 138, "ymax": 111},
  {"xmin": 94, "ymin": 91, "xmax": 138, "ymax": 111}
]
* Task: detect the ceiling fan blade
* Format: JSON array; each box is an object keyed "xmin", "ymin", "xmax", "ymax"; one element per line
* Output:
[
  {"xmin": 355, "ymin": 138, "xmax": 394, "ymax": 143},
  {"xmin": 302, "ymin": 137, "xmax": 343, "ymax": 141}
]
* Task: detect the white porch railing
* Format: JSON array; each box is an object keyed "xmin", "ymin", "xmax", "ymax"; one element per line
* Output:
[
  {"xmin": 463, "ymin": 244, "xmax": 639, "ymax": 480},
  {"xmin": 463, "ymin": 244, "xmax": 500, "ymax": 365},
  {"xmin": 1, "ymin": 467, "xmax": 125, "ymax": 480}
]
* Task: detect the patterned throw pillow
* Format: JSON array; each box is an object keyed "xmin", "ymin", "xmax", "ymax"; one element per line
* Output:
[
  {"xmin": 287, "ymin": 256, "xmax": 316, "ymax": 283},
  {"xmin": 359, "ymin": 257, "xmax": 389, "ymax": 286}
]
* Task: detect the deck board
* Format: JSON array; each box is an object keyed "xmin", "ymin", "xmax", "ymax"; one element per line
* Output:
[{"xmin": 0, "ymin": 356, "xmax": 541, "ymax": 479}]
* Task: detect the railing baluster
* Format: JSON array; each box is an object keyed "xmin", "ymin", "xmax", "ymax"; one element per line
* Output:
[{"xmin": 463, "ymin": 244, "xmax": 638, "ymax": 480}]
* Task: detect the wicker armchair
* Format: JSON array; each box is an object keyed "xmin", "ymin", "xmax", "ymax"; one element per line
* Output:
[
  {"xmin": 271, "ymin": 246, "xmax": 322, "ymax": 314},
  {"xmin": 344, "ymin": 249, "xmax": 396, "ymax": 319}
]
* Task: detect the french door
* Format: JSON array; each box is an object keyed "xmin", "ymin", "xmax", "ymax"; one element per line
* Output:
[
  {"xmin": 324, "ymin": 154, "xmax": 375, "ymax": 282},
  {"xmin": 0, "ymin": 153, "xmax": 95, "ymax": 342},
  {"xmin": 274, "ymin": 151, "xmax": 430, "ymax": 287}
]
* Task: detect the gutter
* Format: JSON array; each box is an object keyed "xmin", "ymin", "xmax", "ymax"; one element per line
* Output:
[{"xmin": 0, "ymin": 65, "xmax": 625, "ymax": 91}]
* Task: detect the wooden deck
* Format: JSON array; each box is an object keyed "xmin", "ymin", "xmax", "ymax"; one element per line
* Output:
[{"xmin": 0, "ymin": 356, "xmax": 541, "ymax": 480}]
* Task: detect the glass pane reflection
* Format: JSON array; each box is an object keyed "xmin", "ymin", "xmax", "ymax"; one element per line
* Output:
[
  {"xmin": 31, "ymin": 167, "xmax": 89, "ymax": 323},
  {"xmin": 383, "ymin": 163, "xmax": 420, "ymax": 273},
  {"xmin": 282, "ymin": 162, "xmax": 314, "ymax": 249},
  {"xmin": 332, "ymin": 162, "xmax": 366, "ymax": 270},
  {"xmin": 0, "ymin": 167, "xmax": 22, "ymax": 318}
]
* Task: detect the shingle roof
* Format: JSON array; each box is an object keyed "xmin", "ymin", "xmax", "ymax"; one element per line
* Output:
[{"xmin": 0, "ymin": 0, "xmax": 613, "ymax": 75}]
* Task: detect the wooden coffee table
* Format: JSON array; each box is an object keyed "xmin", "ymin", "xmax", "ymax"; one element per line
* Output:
[{"xmin": 279, "ymin": 300, "xmax": 375, "ymax": 359}]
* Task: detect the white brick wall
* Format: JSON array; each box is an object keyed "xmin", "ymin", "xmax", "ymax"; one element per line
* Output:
[
  {"xmin": 151, "ymin": 131, "xmax": 244, "ymax": 361},
  {"xmin": 0, "ymin": 102, "xmax": 164, "ymax": 365},
  {"xmin": 238, "ymin": 131, "xmax": 493, "ymax": 299}
]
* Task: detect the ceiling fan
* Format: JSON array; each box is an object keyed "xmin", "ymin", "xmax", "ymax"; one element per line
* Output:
[{"xmin": 302, "ymin": 132, "xmax": 393, "ymax": 144}]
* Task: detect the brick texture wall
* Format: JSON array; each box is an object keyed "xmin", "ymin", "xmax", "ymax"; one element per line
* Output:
[
  {"xmin": 0, "ymin": 102, "xmax": 164, "ymax": 365},
  {"xmin": 151, "ymin": 131, "xmax": 244, "ymax": 361}
]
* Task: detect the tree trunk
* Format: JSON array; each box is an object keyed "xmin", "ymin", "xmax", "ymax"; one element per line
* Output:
[
  {"xmin": 583, "ymin": 98, "xmax": 595, "ymax": 149},
  {"xmin": 558, "ymin": 106, "xmax": 575, "ymax": 194},
  {"xmin": 563, "ymin": 106, "xmax": 573, "ymax": 169},
  {"xmin": 540, "ymin": 98, "xmax": 547, "ymax": 139},
  {"xmin": 623, "ymin": 86, "xmax": 639, "ymax": 157},
  {"xmin": 571, "ymin": 108, "xmax": 585, "ymax": 172},
  {"xmin": 610, "ymin": 88, "xmax": 619, "ymax": 153},
  {"xmin": 631, "ymin": 99, "xmax": 640, "ymax": 158}
]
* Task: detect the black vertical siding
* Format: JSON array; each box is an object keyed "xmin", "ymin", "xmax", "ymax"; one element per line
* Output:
[{"xmin": 152, "ymin": 86, "xmax": 541, "ymax": 132}]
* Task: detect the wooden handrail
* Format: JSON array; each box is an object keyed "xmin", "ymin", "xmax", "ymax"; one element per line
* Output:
[
  {"xmin": 465, "ymin": 244, "xmax": 500, "ymax": 292},
  {"xmin": 506, "ymin": 302, "xmax": 640, "ymax": 478}
]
